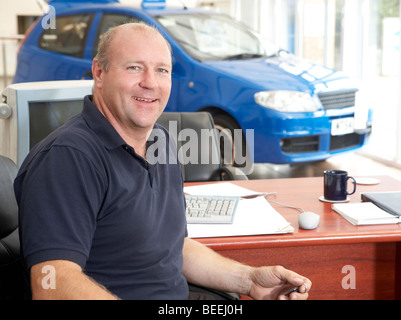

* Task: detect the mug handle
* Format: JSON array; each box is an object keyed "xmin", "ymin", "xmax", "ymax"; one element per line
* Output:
[{"xmin": 346, "ymin": 176, "xmax": 357, "ymax": 195}]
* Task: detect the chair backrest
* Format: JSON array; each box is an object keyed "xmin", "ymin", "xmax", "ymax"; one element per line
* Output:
[
  {"xmin": 0, "ymin": 155, "xmax": 24, "ymax": 300},
  {"xmin": 156, "ymin": 112, "xmax": 222, "ymax": 182}
]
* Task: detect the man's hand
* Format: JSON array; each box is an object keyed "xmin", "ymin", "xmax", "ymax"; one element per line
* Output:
[
  {"xmin": 183, "ymin": 238, "xmax": 311, "ymax": 300},
  {"xmin": 248, "ymin": 266, "xmax": 311, "ymax": 300}
]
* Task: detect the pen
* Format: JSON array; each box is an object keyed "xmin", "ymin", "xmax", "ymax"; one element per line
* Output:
[{"xmin": 241, "ymin": 192, "xmax": 276, "ymax": 199}]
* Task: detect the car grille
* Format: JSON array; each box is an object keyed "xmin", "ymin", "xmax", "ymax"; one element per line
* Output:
[
  {"xmin": 330, "ymin": 133, "xmax": 362, "ymax": 151},
  {"xmin": 318, "ymin": 89, "xmax": 358, "ymax": 110},
  {"xmin": 281, "ymin": 136, "xmax": 320, "ymax": 153},
  {"xmin": 281, "ymin": 133, "xmax": 363, "ymax": 154}
]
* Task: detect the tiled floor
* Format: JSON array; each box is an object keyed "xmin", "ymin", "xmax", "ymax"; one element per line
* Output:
[{"xmin": 248, "ymin": 152, "xmax": 401, "ymax": 182}]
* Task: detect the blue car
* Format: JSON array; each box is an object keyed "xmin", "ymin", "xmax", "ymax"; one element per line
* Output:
[{"xmin": 13, "ymin": 0, "xmax": 372, "ymax": 165}]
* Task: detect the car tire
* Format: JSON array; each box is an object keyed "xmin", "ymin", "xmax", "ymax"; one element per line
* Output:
[{"xmin": 211, "ymin": 113, "xmax": 250, "ymax": 169}]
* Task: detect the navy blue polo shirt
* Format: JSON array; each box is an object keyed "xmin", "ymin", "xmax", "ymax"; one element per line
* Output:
[{"xmin": 14, "ymin": 95, "xmax": 188, "ymax": 300}]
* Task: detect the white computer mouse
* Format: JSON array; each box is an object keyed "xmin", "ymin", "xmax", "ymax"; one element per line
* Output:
[{"xmin": 298, "ymin": 212, "xmax": 320, "ymax": 230}]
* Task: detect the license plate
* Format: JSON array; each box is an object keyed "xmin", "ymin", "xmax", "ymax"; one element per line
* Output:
[{"xmin": 331, "ymin": 117, "xmax": 355, "ymax": 136}]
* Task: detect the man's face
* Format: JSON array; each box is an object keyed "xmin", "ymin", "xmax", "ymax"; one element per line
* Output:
[{"xmin": 94, "ymin": 26, "xmax": 172, "ymax": 132}]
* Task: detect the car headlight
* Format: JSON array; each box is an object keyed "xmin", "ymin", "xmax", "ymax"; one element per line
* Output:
[{"xmin": 254, "ymin": 90, "xmax": 318, "ymax": 112}]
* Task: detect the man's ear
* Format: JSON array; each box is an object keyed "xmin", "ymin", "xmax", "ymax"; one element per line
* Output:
[{"xmin": 92, "ymin": 59, "xmax": 103, "ymax": 88}]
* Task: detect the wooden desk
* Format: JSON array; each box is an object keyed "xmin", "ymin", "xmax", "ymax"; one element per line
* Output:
[{"xmin": 185, "ymin": 175, "xmax": 401, "ymax": 300}]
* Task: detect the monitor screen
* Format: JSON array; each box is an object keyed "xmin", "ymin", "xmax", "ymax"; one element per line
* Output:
[
  {"xmin": 29, "ymin": 100, "xmax": 83, "ymax": 149},
  {"xmin": 0, "ymin": 80, "xmax": 93, "ymax": 167}
]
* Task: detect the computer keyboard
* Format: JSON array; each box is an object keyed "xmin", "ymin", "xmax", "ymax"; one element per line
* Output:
[{"xmin": 185, "ymin": 194, "xmax": 240, "ymax": 224}]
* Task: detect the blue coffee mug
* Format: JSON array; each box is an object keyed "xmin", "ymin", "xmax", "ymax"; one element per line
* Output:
[{"xmin": 324, "ymin": 170, "xmax": 356, "ymax": 201}]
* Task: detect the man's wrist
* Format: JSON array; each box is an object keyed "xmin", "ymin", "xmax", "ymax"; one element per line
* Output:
[{"xmin": 235, "ymin": 265, "xmax": 254, "ymax": 296}]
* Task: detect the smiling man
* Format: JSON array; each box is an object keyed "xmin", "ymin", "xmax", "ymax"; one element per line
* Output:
[
  {"xmin": 92, "ymin": 24, "xmax": 172, "ymax": 159},
  {"xmin": 15, "ymin": 23, "xmax": 311, "ymax": 300}
]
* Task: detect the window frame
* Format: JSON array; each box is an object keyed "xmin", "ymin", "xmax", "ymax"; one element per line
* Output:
[{"xmin": 38, "ymin": 13, "xmax": 94, "ymax": 58}]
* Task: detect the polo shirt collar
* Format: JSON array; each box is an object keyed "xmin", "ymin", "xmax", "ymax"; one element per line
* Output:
[
  {"xmin": 82, "ymin": 95, "xmax": 126, "ymax": 150},
  {"xmin": 81, "ymin": 95, "xmax": 166, "ymax": 153}
]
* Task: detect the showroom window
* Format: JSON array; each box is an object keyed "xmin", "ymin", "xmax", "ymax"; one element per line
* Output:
[
  {"xmin": 298, "ymin": 0, "xmax": 400, "ymax": 166},
  {"xmin": 357, "ymin": 0, "xmax": 401, "ymax": 166},
  {"xmin": 229, "ymin": 0, "xmax": 401, "ymax": 167},
  {"xmin": 296, "ymin": 0, "xmax": 344, "ymax": 70}
]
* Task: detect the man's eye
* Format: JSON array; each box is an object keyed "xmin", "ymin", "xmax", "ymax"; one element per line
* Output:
[
  {"xmin": 127, "ymin": 66, "xmax": 140, "ymax": 70},
  {"xmin": 158, "ymin": 68, "xmax": 170, "ymax": 74}
]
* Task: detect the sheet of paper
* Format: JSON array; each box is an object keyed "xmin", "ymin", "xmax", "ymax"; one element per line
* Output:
[
  {"xmin": 187, "ymin": 196, "xmax": 294, "ymax": 238},
  {"xmin": 184, "ymin": 182, "xmax": 267, "ymax": 197}
]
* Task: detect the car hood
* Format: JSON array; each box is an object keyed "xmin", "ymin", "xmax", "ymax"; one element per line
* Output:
[{"xmin": 204, "ymin": 54, "xmax": 356, "ymax": 94}]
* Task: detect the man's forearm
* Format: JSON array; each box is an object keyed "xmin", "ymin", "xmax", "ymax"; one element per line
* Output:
[
  {"xmin": 31, "ymin": 260, "xmax": 119, "ymax": 300},
  {"xmin": 182, "ymin": 238, "xmax": 253, "ymax": 296}
]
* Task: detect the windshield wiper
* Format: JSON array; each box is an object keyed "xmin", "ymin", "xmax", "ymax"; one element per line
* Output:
[{"xmin": 222, "ymin": 53, "xmax": 265, "ymax": 61}]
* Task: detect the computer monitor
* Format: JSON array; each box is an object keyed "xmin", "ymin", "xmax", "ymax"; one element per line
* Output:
[{"xmin": 0, "ymin": 80, "xmax": 93, "ymax": 167}]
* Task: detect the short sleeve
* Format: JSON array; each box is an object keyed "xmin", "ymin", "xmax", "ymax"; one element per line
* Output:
[{"xmin": 18, "ymin": 145, "xmax": 106, "ymax": 269}]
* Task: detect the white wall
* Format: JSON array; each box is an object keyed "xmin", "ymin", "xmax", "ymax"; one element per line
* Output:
[{"xmin": 0, "ymin": 0, "xmax": 43, "ymax": 37}]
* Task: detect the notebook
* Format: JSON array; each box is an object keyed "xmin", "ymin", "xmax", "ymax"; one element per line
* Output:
[
  {"xmin": 332, "ymin": 202, "xmax": 400, "ymax": 225},
  {"xmin": 361, "ymin": 191, "xmax": 401, "ymax": 217}
]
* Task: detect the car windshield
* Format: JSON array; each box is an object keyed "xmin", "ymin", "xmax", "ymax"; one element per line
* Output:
[{"xmin": 156, "ymin": 13, "xmax": 278, "ymax": 61}]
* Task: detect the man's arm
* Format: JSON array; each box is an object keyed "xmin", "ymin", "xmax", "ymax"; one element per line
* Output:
[
  {"xmin": 31, "ymin": 260, "xmax": 119, "ymax": 300},
  {"xmin": 182, "ymin": 238, "xmax": 253, "ymax": 295},
  {"xmin": 182, "ymin": 238, "xmax": 311, "ymax": 300}
]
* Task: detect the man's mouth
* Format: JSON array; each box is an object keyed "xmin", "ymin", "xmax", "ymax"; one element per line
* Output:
[{"xmin": 133, "ymin": 96, "xmax": 157, "ymax": 103}]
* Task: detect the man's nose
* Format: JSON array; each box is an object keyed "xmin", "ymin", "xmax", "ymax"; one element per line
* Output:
[{"xmin": 139, "ymin": 69, "xmax": 157, "ymax": 89}]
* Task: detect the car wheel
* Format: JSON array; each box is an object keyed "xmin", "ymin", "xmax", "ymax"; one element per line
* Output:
[{"xmin": 212, "ymin": 113, "xmax": 249, "ymax": 168}]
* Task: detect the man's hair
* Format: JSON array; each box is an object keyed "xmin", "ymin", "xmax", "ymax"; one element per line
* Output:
[{"xmin": 95, "ymin": 22, "xmax": 172, "ymax": 72}]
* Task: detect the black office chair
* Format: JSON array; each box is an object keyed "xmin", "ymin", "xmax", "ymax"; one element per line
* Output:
[
  {"xmin": 156, "ymin": 112, "xmax": 248, "ymax": 182},
  {"xmin": 0, "ymin": 155, "xmax": 25, "ymax": 300}
]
